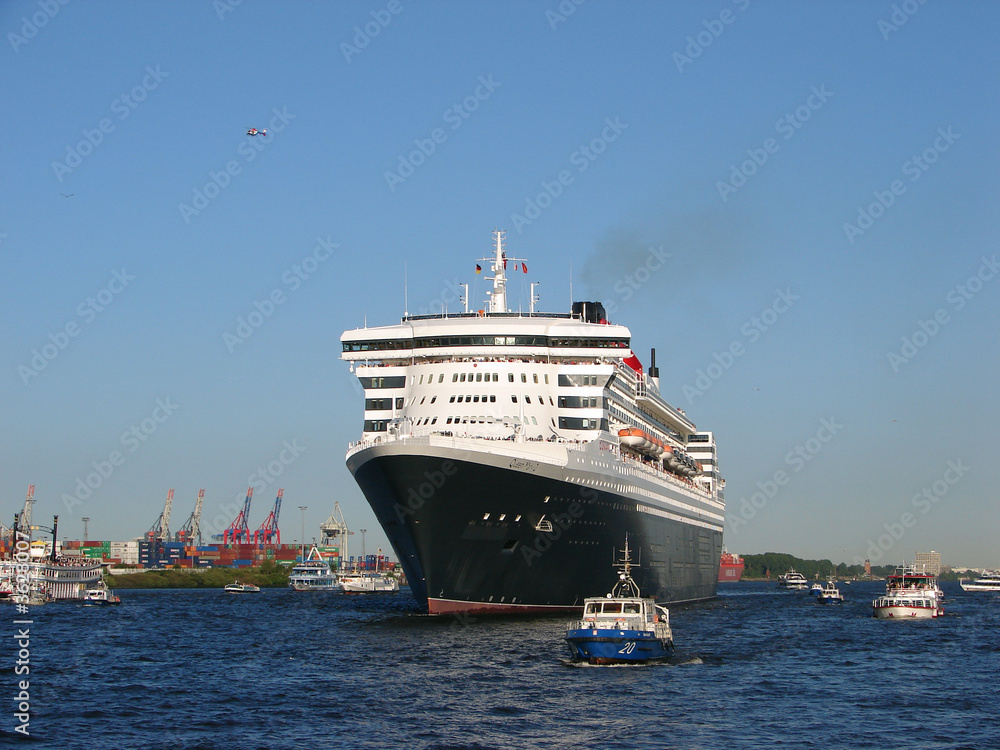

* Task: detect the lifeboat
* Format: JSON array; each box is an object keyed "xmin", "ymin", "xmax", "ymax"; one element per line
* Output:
[
  {"xmin": 618, "ymin": 428, "xmax": 663, "ymax": 458},
  {"xmin": 663, "ymin": 446, "xmax": 683, "ymax": 471},
  {"xmin": 618, "ymin": 427, "xmax": 649, "ymax": 452},
  {"xmin": 663, "ymin": 447, "xmax": 702, "ymax": 477}
]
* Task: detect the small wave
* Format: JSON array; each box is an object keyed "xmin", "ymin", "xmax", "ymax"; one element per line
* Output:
[{"xmin": 675, "ymin": 655, "xmax": 703, "ymax": 666}]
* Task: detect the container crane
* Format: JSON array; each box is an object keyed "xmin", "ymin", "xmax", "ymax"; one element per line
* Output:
[
  {"xmin": 175, "ymin": 489, "xmax": 205, "ymax": 546},
  {"xmin": 145, "ymin": 489, "xmax": 174, "ymax": 542},
  {"xmin": 253, "ymin": 488, "xmax": 283, "ymax": 546},
  {"xmin": 320, "ymin": 501, "xmax": 351, "ymax": 563},
  {"xmin": 221, "ymin": 487, "xmax": 253, "ymax": 545},
  {"xmin": 18, "ymin": 484, "xmax": 35, "ymax": 535}
]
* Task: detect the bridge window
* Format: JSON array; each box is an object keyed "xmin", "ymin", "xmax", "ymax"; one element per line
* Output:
[{"xmin": 359, "ymin": 376, "xmax": 405, "ymax": 389}]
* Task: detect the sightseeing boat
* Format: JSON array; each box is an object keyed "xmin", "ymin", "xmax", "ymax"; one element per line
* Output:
[
  {"xmin": 224, "ymin": 581, "xmax": 261, "ymax": 593},
  {"xmin": 959, "ymin": 570, "xmax": 1000, "ymax": 592},
  {"xmin": 872, "ymin": 566, "xmax": 943, "ymax": 619},
  {"xmin": 288, "ymin": 546, "xmax": 338, "ymax": 591},
  {"xmin": 778, "ymin": 570, "xmax": 809, "ymax": 590},
  {"xmin": 339, "ymin": 571, "xmax": 400, "ymax": 594}
]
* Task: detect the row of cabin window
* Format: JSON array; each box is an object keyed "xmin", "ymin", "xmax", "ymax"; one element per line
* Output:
[
  {"xmin": 361, "ymin": 373, "xmax": 604, "ymax": 389},
  {"xmin": 445, "ymin": 415, "xmax": 540, "ymax": 426},
  {"xmin": 450, "ymin": 372, "xmax": 548, "ymax": 384},
  {"xmin": 365, "ymin": 394, "xmax": 606, "ymax": 412},
  {"xmin": 558, "ymin": 417, "xmax": 606, "ymax": 430},
  {"xmin": 362, "ymin": 415, "xmax": 601, "ymax": 432}
]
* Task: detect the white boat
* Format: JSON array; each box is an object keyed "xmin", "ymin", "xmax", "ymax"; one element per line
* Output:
[
  {"xmin": 959, "ymin": 570, "xmax": 1000, "ymax": 592},
  {"xmin": 809, "ymin": 581, "xmax": 823, "ymax": 596},
  {"xmin": 778, "ymin": 570, "xmax": 809, "ymax": 589},
  {"xmin": 224, "ymin": 581, "xmax": 261, "ymax": 593},
  {"xmin": 82, "ymin": 580, "xmax": 121, "ymax": 606},
  {"xmin": 288, "ymin": 546, "xmax": 338, "ymax": 591},
  {"xmin": 339, "ymin": 571, "xmax": 400, "ymax": 593},
  {"xmin": 0, "ymin": 557, "xmax": 101, "ymax": 601},
  {"xmin": 816, "ymin": 580, "xmax": 844, "ymax": 604},
  {"xmin": 872, "ymin": 566, "xmax": 943, "ymax": 619}
]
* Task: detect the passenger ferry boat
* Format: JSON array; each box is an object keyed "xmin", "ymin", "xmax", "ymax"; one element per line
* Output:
[
  {"xmin": 341, "ymin": 230, "xmax": 726, "ymax": 615},
  {"xmin": 224, "ymin": 581, "xmax": 261, "ymax": 593},
  {"xmin": 959, "ymin": 570, "xmax": 1000, "ymax": 592},
  {"xmin": 872, "ymin": 566, "xmax": 943, "ymax": 619},
  {"xmin": 288, "ymin": 546, "xmax": 338, "ymax": 591},
  {"xmin": 565, "ymin": 537, "xmax": 673, "ymax": 664},
  {"xmin": 0, "ymin": 557, "xmax": 102, "ymax": 601},
  {"xmin": 339, "ymin": 572, "xmax": 400, "ymax": 593},
  {"xmin": 777, "ymin": 570, "xmax": 809, "ymax": 590}
]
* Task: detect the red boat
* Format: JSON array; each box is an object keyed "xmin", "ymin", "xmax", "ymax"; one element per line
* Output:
[{"xmin": 719, "ymin": 550, "xmax": 744, "ymax": 582}]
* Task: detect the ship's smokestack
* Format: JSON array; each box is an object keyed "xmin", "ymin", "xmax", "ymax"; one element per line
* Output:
[
  {"xmin": 648, "ymin": 348, "xmax": 660, "ymax": 391},
  {"xmin": 50, "ymin": 515, "xmax": 59, "ymax": 562},
  {"xmin": 572, "ymin": 301, "xmax": 607, "ymax": 324}
]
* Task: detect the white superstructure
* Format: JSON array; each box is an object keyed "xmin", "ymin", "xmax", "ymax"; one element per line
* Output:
[
  {"xmin": 960, "ymin": 570, "xmax": 1000, "ymax": 592},
  {"xmin": 342, "ymin": 231, "xmax": 723, "ymax": 509}
]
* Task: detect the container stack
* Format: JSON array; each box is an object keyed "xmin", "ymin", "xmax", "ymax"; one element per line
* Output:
[
  {"xmin": 110, "ymin": 540, "xmax": 139, "ymax": 565},
  {"xmin": 47, "ymin": 539, "xmax": 352, "ymax": 570}
]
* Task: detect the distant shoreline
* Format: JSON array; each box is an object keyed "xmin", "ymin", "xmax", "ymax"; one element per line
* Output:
[{"xmin": 107, "ymin": 567, "xmax": 289, "ymax": 589}]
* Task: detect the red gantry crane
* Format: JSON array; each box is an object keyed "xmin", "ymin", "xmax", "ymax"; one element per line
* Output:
[
  {"xmin": 222, "ymin": 487, "xmax": 254, "ymax": 545},
  {"xmin": 253, "ymin": 488, "xmax": 283, "ymax": 546}
]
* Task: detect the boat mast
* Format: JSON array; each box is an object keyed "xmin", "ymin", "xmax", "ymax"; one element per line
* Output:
[
  {"xmin": 486, "ymin": 229, "xmax": 508, "ymax": 314},
  {"xmin": 613, "ymin": 535, "xmax": 641, "ymax": 597}
]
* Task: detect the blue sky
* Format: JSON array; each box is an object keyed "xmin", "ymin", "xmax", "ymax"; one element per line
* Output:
[{"xmin": 2, "ymin": 0, "xmax": 998, "ymax": 568}]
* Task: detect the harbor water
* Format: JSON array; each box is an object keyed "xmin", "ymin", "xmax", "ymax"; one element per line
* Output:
[{"xmin": 5, "ymin": 581, "xmax": 999, "ymax": 749}]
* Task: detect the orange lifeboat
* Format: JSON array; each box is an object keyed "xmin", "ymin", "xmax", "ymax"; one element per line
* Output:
[{"xmin": 617, "ymin": 428, "xmax": 663, "ymax": 457}]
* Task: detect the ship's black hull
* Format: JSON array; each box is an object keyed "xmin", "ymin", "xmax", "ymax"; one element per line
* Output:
[{"xmin": 349, "ymin": 445, "xmax": 721, "ymax": 615}]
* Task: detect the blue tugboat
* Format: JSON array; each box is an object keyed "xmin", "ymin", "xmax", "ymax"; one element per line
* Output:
[{"xmin": 565, "ymin": 537, "xmax": 674, "ymax": 665}]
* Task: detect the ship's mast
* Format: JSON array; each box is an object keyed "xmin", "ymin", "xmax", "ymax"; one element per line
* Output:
[{"xmin": 486, "ymin": 229, "xmax": 508, "ymax": 313}]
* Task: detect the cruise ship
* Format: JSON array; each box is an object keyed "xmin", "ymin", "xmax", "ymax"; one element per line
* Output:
[{"xmin": 341, "ymin": 230, "xmax": 725, "ymax": 615}]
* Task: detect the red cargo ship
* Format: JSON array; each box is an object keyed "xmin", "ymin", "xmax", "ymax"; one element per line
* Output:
[{"xmin": 719, "ymin": 550, "xmax": 744, "ymax": 582}]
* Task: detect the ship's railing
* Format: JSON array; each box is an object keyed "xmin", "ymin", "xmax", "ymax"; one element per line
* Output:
[
  {"xmin": 347, "ymin": 431, "xmax": 594, "ymax": 457},
  {"xmin": 347, "ymin": 431, "xmax": 720, "ymax": 504},
  {"xmin": 613, "ymin": 360, "xmax": 694, "ymax": 432},
  {"xmin": 613, "ymin": 449, "xmax": 718, "ymax": 502},
  {"xmin": 403, "ymin": 311, "xmax": 576, "ymax": 322},
  {"xmin": 343, "ymin": 354, "xmax": 611, "ymax": 368},
  {"xmin": 634, "ymin": 373, "xmax": 646, "ymax": 399}
]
